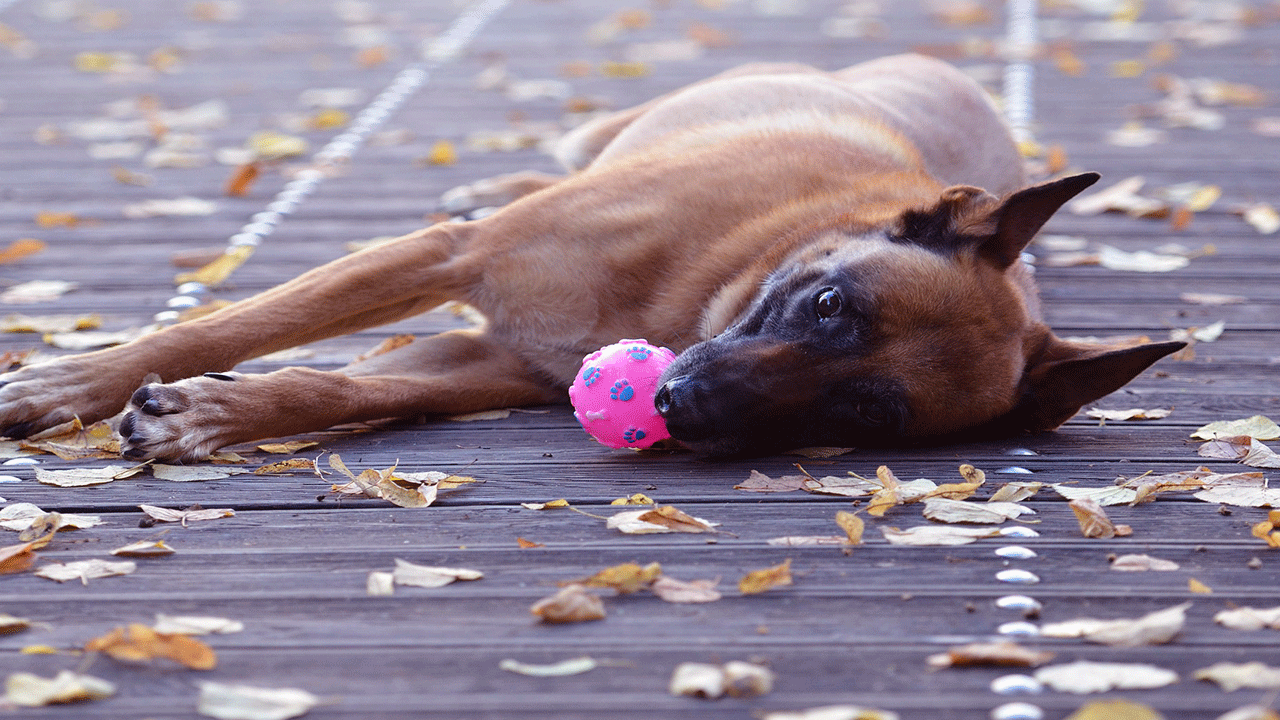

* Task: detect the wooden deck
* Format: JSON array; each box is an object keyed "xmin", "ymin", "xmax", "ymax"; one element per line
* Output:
[{"xmin": 2, "ymin": 0, "xmax": 1279, "ymax": 718}]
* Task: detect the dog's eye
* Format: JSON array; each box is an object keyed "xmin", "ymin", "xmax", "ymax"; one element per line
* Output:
[{"xmin": 814, "ymin": 288, "xmax": 842, "ymax": 320}]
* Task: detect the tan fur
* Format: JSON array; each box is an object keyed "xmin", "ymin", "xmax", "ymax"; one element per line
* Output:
[{"xmin": 0, "ymin": 54, "xmax": 1176, "ymax": 461}]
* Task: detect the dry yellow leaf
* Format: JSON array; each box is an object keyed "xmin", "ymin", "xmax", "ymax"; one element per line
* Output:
[
  {"xmin": 174, "ymin": 245, "xmax": 254, "ymax": 287},
  {"xmin": 738, "ymin": 559, "xmax": 792, "ymax": 595},
  {"xmin": 0, "ymin": 238, "xmax": 46, "ymax": 265},
  {"xmin": 85, "ymin": 624, "xmax": 216, "ymax": 669},
  {"xmin": 651, "ymin": 576, "xmax": 721, "ymax": 604},
  {"xmin": 835, "ymin": 511, "xmax": 864, "ymax": 545},
  {"xmin": 522, "ymin": 499, "xmax": 571, "ymax": 510},
  {"xmin": 609, "ymin": 493, "xmax": 655, "ymax": 505},
  {"xmin": 1192, "ymin": 415, "xmax": 1280, "ymax": 441},
  {"xmin": 256, "ymin": 441, "xmax": 319, "ymax": 455},
  {"xmin": 926, "ymin": 641, "xmax": 1054, "ymax": 669},
  {"xmin": 576, "ymin": 561, "xmax": 661, "ymax": 594},
  {"xmin": 255, "ymin": 458, "xmax": 317, "ymax": 475},
  {"xmin": 424, "ymin": 140, "xmax": 456, "ymax": 166},
  {"xmin": 515, "ymin": 537, "xmax": 543, "ymax": 549},
  {"xmin": 866, "ymin": 465, "xmax": 903, "ymax": 517},
  {"xmin": 1068, "ymin": 498, "xmax": 1132, "ymax": 539},
  {"xmin": 0, "ymin": 540, "xmax": 38, "ymax": 575},
  {"xmin": 1188, "ymin": 578, "xmax": 1213, "ymax": 594},
  {"xmin": 1064, "ymin": 699, "xmax": 1164, "ymax": 720},
  {"xmin": 600, "ymin": 60, "xmax": 650, "ymax": 78}
]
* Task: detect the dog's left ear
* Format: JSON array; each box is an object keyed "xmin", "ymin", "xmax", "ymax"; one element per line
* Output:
[
  {"xmin": 978, "ymin": 172, "xmax": 1100, "ymax": 268},
  {"xmin": 1003, "ymin": 334, "xmax": 1186, "ymax": 433}
]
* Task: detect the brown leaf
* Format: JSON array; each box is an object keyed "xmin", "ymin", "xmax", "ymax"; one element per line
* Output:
[
  {"xmin": 223, "ymin": 162, "xmax": 259, "ymax": 197},
  {"xmin": 515, "ymin": 537, "xmax": 543, "ymax": 549},
  {"xmin": 20, "ymin": 419, "xmax": 121, "ymax": 460},
  {"xmin": 255, "ymin": 441, "xmax": 318, "ymax": 455},
  {"xmin": 735, "ymin": 470, "xmax": 805, "ymax": 492},
  {"xmin": 530, "ymin": 584, "xmax": 606, "ymax": 623},
  {"xmin": 0, "ymin": 238, "xmax": 47, "ymax": 265},
  {"xmin": 576, "ymin": 561, "xmax": 661, "ymax": 594},
  {"xmin": 0, "ymin": 540, "xmax": 38, "ymax": 575},
  {"xmin": 1068, "ymin": 498, "xmax": 1131, "ymax": 539},
  {"xmin": 738, "ymin": 559, "xmax": 792, "ymax": 595},
  {"xmin": 85, "ymin": 623, "xmax": 216, "ymax": 670},
  {"xmin": 835, "ymin": 510, "xmax": 864, "ymax": 545},
  {"xmin": 254, "ymin": 458, "xmax": 317, "ymax": 475},
  {"xmin": 866, "ymin": 465, "xmax": 903, "ymax": 517},
  {"xmin": 926, "ymin": 641, "xmax": 1054, "ymax": 669}
]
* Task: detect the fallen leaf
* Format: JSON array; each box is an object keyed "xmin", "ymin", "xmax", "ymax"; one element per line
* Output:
[
  {"xmin": 521, "ymin": 499, "xmax": 571, "ymax": 510},
  {"xmin": 1214, "ymin": 606, "xmax": 1280, "ymax": 631},
  {"xmin": 1040, "ymin": 603, "xmax": 1190, "ymax": 646},
  {"xmin": 1069, "ymin": 498, "xmax": 1132, "ymax": 538},
  {"xmin": 1087, "ymin": 408, "xmax": 1172, "ymax": 422},
  {"xmin": 1216, "ymin": 705, "xmax": 1280, "ymax": 720},
  {"xmin": 152, "ymin": 465, "xmax": 232, "ymax": 482},
  {"xmin": 174, "ymin": 245, "xmax": 254, "ymax": 287},
  {"xmin": 0, "ymin": 280, "xmax": 77, "ymax": 304},
  {"xmin": 1034, "ymin": 661, "xmax": 1178, "ymax": 694},
  {"xmin": 256, "ymin": 441, "xmax": 318, "ymax": 455},
  {"xmin": 989, "ymin": 481, "xmax": 1044, "ymax": 503},
  {"xmin": 922, "ymin": 464, "xmax": 986, "ymax": 501},
  {"xmin": 35, "ymin": 559, "xmax": 136, "ymax": 584},
  {"xmin": 835, "ymin": 510, "xmax": 864, "ymax": 544},
  {"xmin": 1069, "ymin": 176, "xmax": 1167, "ymax": 217},
  {"xmin": 122, "ymin": 197, "xmax": 218, "ymax": 219},
  {"xmin": 766, "ymin": 536, "xmax": 848, "ymax": 547},
  {"xmin": 366, "ymin": 571, "xmax": 394, "ymax": 596},
  {"xmin": 782, "ymin": 446, "xmax": 852, "ymax": 459},
  {"xmin": 606, "ymin": 505, "xmax": 716, "ymax": 534},
  {"xmin": 1251, "ymin": 510, "xmax": 1280, "ymax": 548},
  {"xmin": 669, "ymin": 660, "xmax": 774, "ymax": 699},
  {"xmin": 0, "ymin": 503, "xmax": 104, "ymax": 532},
  {"xmin": 1195, "ymin": 662, "xmax": 1280, "ymax": 692},
  {"xmin": 1111, "ymin": 554, "xmax": 1180, "ymax": 571},
  {"xmin": 1181, "ymin": 292, "xmax": 1247, "ymax": 305},
  {"xmin": 0, "ymin": 238, "xmax": 46, "ymax": 265},
  {"xmin": 735, "ymin": 470, "xmax": 805, "ymax": 492},
  {"xmin": 609, "ymin": 493, "xmax": 655, "ymax": 506},
  {"xmin": 141, "ymin": 504, "xmax": 234, "ymax": 525},
  {"xmin": 110, "ymin": 540, "xmax": 175, "ymax": 557},
  {"xmin": 1193, "ymin": 474, "xmax": 1280, "ymax": 508},
  {"xmin": 446, "ymin": 409, "xmax": 511, "ymax": 422},
  {"xmin": 880, "ymin": 525, "xmax": 1001, "ymax": 546},
  {"xmin": 576, "ymin": 561, "xmax": 662, "ymax": 594},
  {"xmin": 34, "ymin": 466, "xmax": 133, "ymax": 487},
  {"xmin": 0, "ymin": 613, "xmax": 32, "ymax": 634},
  {"xmin": 1189, "ymin": 578, "xmax": 1214, "ymax": 594},
  {"xmin": 1065, "ymin": 699, "xmax": 1164, "ymax": 720},
  {"xmin": 1199, "ymin": 437, "xmax": 1280, "ymax": 468},
  {"xmin": 1097, "ymin": 245, "xmax": 1190, "ymax": 273},
  {"xmin": 22, "ymin": 419, "xmax": 121, "ymax": 460},
  {"xmin": 738, "ymin": 559, "xmax": 791, "ymax": 595},
  {"xmin": 254, "ymin": 458, "xmax": 317, "ymax": 475},
  {"xmin": 925, "ymin": 641, "xmax": 1054, "ymax": 669},
  {"xmin": 4, "ymin": 670, "xmax": 115, "ymax": 707},
  {"xmin": 153, "ymin": 615, "xmax": 244, "ymax": 635},
  {"xmin": 1, "ymin": 313, "xmax": 102, "ymax": 334},
  {"xmin": 390, "ymin": 558, "xmax": 482, "ymax": 588},
  {"xmin": 922, "ymin": 498, "xmax": 1034, "ymax": 524},
  {"xmin": 85, "ymin": 623, "xmax": 216, "ymax": 669},
  {"xmin": 224, "ymin": 162, "xmax": 259, "ymax": 197},
  {"xmin": 499, "ymin": 657, "xmax": 599, "ymax": 677},
  {"xmin": 1193, "ymin": 416, "xmax": 1280, "ymax": 441},
  {"xmin": 516, "ymin": 537, "xmax": 543, "ymax": 549},
  {"xmin": 651, "ymin": 576, "xmax": 721, "ymax": 603},
  {"xmin": 0, "ymin": 540, "xmax": 38, "ymax": 575},
  {"xmin": 530, "ymin": 584, "xmax": 606, "ymax": 623},
  {"xmin": 757, "ymin": 706, "xmax": 899, "ymax": 720},
  {"xmin": 247, "ymin": 130, "xmax": 309, "ymax": 160},
  {"xmin": 44, "ymin": 324, "xmax": 157, "ymax": 351},
  {"xmin": 800, "ymin": 474, "xmax": 879, "ymax": 497},
  {"xmin": 1243, "ymin": 203, "xmax": 1280, "ymax": 234},
  {"xmin": 196, "ymin": 681, "xmax": 321, "ymax": 720},
  {"xmin": 866, "ymin": 465, "xmax": 904, "ymax": 517}
]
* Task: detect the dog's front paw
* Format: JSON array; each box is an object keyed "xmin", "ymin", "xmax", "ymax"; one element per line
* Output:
[
  {"xmin": 119, "ymin": 374, "xmax": 242, "ymax": 462},
  {"xmin": 0, "ymin": 357, "xmax": 140, "ymax": 439}
]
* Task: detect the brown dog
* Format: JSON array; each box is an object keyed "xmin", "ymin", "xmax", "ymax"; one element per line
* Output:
[{"xmin": 0, "ymin": 54, "xmax": 1183, "ymax": 460}]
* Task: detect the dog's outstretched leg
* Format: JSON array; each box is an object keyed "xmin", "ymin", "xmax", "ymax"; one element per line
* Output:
[
  {"xmin": 0, "ymin": 222, "xmax": 481, "ymax": 440},
  {"xmin": 117, "ymin": 328, "xmax": 559, "ymax": 461}
]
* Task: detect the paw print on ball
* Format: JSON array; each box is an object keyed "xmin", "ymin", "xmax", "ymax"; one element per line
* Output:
[
  {"xmin": 623, "ymin": 427, "xmax": 647, "ymax": 444},
  {"xmin": 609, "ymin": 379, "xmax": 634, "ymax": 401},
  {"xmin": 581, "ymin": 366, "xmax": 602, "ymax": 387},
  {"xmin": 626, "ymin": 345, "xmax": 653, "ymax": 361}
]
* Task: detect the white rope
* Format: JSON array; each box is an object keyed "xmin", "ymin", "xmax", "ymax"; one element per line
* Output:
[{"xmin": 158, "ymin": 0, "xmax": 511, "ymax": 322}]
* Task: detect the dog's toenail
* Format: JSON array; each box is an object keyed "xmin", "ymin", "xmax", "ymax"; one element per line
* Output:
[
  {"xmin": 203, "ymin": 372, "xmax": 236, "ymax": 382},
  {"xmin": 122, "ymin": 446, "xmax": 148, "ymax": 460},
  {"xmin": 130, "ymin": 386, "xmax": 152, "ymax": 407},
  {"xmin": 119, "ymin": 414, "xmax": 135, "ymax": 438}
]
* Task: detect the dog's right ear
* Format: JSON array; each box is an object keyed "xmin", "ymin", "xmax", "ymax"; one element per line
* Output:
[{"xmin": 976, "ymin": 173, "xmax": 1100, "ymax": 268}]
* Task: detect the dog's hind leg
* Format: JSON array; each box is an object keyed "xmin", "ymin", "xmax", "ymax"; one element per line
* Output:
[{"xmin": 117, "ymin": 328, "xmax": 561, "ymax": 462}]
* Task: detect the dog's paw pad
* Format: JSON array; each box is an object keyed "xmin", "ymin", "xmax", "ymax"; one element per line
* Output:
[
  {"xmin": 623, "ymin": 427, "xmax": 646, "ymax": 444},
  {"xmin": 609, "ymin": 379, "xmax": 634, "ymax": 402},
  {"xmin": 581, "ymin": 366, "xmax": 602, "ymax": 387},
  {"xmin": 626, "ymin": 346, "xmax": 652, "ymax": 361}
]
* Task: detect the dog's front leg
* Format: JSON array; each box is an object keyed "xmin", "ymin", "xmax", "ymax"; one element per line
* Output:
[
  {"xmin": 0, "ymin": 223, "xmax": 480, "ymax": 439},
  {"xmin": 118, "ymin": 328, "xmax": 558, "ymax": 461}
]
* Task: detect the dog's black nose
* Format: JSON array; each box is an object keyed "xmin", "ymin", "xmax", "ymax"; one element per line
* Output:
[{"xmin": 654, "ymin": 378, "xmax": 680, "ymax": 417}]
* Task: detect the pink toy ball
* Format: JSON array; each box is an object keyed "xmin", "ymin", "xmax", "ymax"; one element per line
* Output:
[{"xmin": 569, "ymin": 339, "xmax": 677, "ymax": 449}]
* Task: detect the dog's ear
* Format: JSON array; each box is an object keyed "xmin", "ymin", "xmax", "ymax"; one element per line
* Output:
[
  {"xmin": 1000, "ymin": 334, "xmax": 1186, "ymax": 433},
  {"xmin": 977, "ymin": 172, "xmax": 1100, "ymax": 268}
]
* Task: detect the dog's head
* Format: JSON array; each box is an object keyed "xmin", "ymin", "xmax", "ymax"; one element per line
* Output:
[{"xmin": 655, "ymin": 173, "xmax": 1185, "ymax": 456}]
